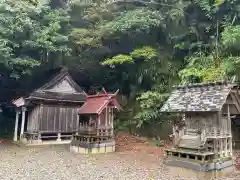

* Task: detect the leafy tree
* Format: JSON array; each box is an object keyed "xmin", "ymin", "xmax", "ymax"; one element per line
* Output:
[
  {"xmin": 1, "ymin": 0, "xmax": 240, "ymax": 137},
  {"xmin": 0, "ymin": 0, "xmax": 69, "ymax": 78}
]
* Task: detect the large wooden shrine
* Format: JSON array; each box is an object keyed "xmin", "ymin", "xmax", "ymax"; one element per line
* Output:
[
  {"xmin": 160, "ymin": 81, "xmax": 240, "ymax": 172},
  {"xmin": 12, "ymin": 68, "xmax": 86, "ymax": 145},
  {"xmin": 70, "ymin": 89, "xmax": 121, "ymax": 154}
]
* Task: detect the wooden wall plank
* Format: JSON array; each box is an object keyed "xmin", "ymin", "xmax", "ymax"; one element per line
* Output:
[
  {"xmin": 46, "ymin": 106, "xmax": 49, "ymax": 131},
  {"xmin": 29, "ymin": 103, "xmax": 80, "ymax": 133},
  {"xmin": 55, "ymin": 107, "xmax": 60, "ymax": 132},
  {"xmin": 53, "ymin": 106, "xmax": 56, "ymax": 132},
  {"xmin": 39, "ymin": 104, "xmax": 43, "ymax": 132},
  {"xmin": 48, "ymin": 106, "xmax": 54, "ymax": 132},
  {"xmin": 41, "ymin": 105, "xmax": 48, "ymax": 131},
  {"xmin": 60, "ymin": 107, "xmax": 66, "ymax": 132},
  {"xmin": 69, "ymin": 108, "xmax": 75, "ymax": 131}
]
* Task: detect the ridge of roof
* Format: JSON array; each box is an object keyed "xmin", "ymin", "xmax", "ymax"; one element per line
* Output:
[
  {"xmin": 172, "ymin": 81, "xmax": 236, "ymax": 89},
  {"xmin": 85, "ymin": 89, "xmax": 119, "ymax": 98}
]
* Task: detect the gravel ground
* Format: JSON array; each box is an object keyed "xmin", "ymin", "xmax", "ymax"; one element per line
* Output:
[{"xmin": 0, "ymin": 144, "xmax": 240, "ymax": 180}]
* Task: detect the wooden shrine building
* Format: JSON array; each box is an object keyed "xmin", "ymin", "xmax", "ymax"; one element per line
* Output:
[
  {"xmin": 160, "ymin": 81, "xmax": 240, "ymax": 172},
  {"xmin": 70, "ymin": 89, "xmax": 121, "ymax": 154},
  {"xmin": 12, "ymin": 68, "xmax": 86, "ymax": 145}
]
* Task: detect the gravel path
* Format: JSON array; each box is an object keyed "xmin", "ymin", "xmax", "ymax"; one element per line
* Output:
[{"xmin": 0, "ymin": 144, "xmax": 240, "ymax": 180}]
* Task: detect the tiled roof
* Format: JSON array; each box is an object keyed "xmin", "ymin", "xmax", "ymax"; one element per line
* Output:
[
  {"xmin": 78, "ymin": 93, "xmax": 121, "ymax": 114},
  {"xmin": 160, "ymin": 82, "xmax": 235, "ymax": 112}
]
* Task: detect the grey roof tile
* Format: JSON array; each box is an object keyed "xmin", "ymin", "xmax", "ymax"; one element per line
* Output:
[{"xmin": 161, "ymin": 82, "xmax": 235, "ymax": 112}]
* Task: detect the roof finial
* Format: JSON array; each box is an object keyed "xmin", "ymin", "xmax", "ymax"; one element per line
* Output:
[
  {"xmin": 82, "ymin": 90, "xmax": 88, "ymax": 97},
  {"xmin": 114, "ymin": 89, "xmax": 120, "ymax": 95},
  {"xmin": 102, "ymin": 87, "xmax": 107, "ymax": 94},
  {"xmin": 231, "ymin": 75, "xmax": 236, "ymax": 83},
  {"xmin": 61, "ymin": 66, "xmax": 68, "ymax": 73}
]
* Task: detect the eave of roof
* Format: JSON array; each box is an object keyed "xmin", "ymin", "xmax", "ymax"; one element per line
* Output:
[{"xmin": 26, "ymin": 91, "xmax": 86, "ymax": 102}]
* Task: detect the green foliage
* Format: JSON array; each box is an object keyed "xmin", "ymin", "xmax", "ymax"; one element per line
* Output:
[
  {"xmin": 101, "ymin": 8, "xmax": 163, "ymax": 36},
  {"xmin": 70, "ymin": 28, "xmax": 103, "ymax": 47},
  {"xmin": 0, "ymin": 0, "xmax": 69, "ymax": 77},
  {"xmin": 134, "ymin": 91, "xmax": 168, "ymax": 128},
  {"xmin": 1, "ymin": 0, "xmax": 240, "ymax": 138},
  {"xmin": 222, "ymin": 25, "xmax": 240, "ymax": 49},
  {"xmin": 103, "ymin": 54, "xmax": 133, "ymax": 66},
  {"xmin": 179, "ymin": 54, "xmax": 226, "ymax": 83},
  {"xmin": 130, "ymin": 46, "xmax": 157, "ymax": 60},
  {"xmin": 102, "ymin": 46, "xmax": 158, "ymax": 66}
]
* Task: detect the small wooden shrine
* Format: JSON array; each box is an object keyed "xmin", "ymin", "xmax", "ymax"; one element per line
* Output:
[
  {"xmin": 12, "ymin": 68, "xmax": 86, "ymax": 145},
  {"xmin": 160, "ymin": 81, "xmax": 240, "ymax": 172},
  {"xmin": 70, "ymin": 89, "xmax": 121, "ymax": 154}
]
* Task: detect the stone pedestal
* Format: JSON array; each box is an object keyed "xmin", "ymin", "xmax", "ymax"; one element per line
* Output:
[{"xmin": 70, "ymin": 141, "xmax": 115, "ymax": 154}]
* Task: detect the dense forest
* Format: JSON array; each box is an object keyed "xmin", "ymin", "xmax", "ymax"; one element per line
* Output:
[{"xmin": 0, "ymin": 0, "xmax": 240, "ymax": 137}]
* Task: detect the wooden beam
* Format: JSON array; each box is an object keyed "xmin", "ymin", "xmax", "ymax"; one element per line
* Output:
[
  {"xmin": 233, "ymin": 91, "xmax": 240, "ymax": 109},
  {"xmin": 229, "ymin": 93, "xmax": 240, "ymax": 113}
]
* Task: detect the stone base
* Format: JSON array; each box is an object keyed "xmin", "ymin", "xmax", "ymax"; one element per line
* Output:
[
  {"xmin": 165, "ymin": 163, "xmax": 235, "ymax": 179},
  {"xmin": 20, "ymin": 139, "xmax": 71, "ymax": 146},
  {"xmin": 164, "ymin": 156, "xmax": 234, "ymax": 175},
  {"xmin": 70, "ymin": 141, "xmax": 115, "ymax": 154}
]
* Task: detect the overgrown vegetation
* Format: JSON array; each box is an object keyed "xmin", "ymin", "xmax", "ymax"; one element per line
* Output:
[{"xmin": 1, "ymin": 0, "xmax": 240, "ymax": 137}]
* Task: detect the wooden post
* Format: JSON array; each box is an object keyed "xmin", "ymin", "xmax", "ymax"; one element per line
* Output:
[
  {"xmin": 76, "ymin": 115, "xmax": 80, "ymax": 132},
  {"xmin": 111, "ymin": 108, "xmax": 114, "ymax": 135},
  {"xmin": 97, "ymin": 115, "xmax": 100, "ymax": 136},
  {"xmin": 57, "ymin": 133, "xmax": 61, "ymax": 141},
  {"xmin": 38, "ymin": 133, "xmax": 42, "ymax": 143},
  {"xmin": 229, "ymin": 131, "xmax": 233, "ymax": 156},
  {"xmin": 20, "ymin": 106, "xmax": 27, "ymax": 139},
  {"xmin": 98, "ymin": 115, "xmax": 100, "ymax": 126},
  {"xmin": 220, "ymin": 139, "xmax": 224, "ymax": 157},
  {"xmin": 105, "ymin": 107, "xmax": 108, "ymax": 127},
  {"xmin": 172, "ymin": 126, "xmax": 176, "ymax": 146},
  {"xmin": 225, "ymin": 138, "xmax": 228, "ymax": 157},
  {"xmin": 13, "ymin": 109, "xmax": 20, "ymax": 141},
  {"xmin": 218, "ymin": 112, "xmax": 223, "ymax": 137}
]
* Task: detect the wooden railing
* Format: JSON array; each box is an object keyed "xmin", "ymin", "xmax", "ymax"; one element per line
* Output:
[
  {"xmin": 71, "ymin": 128, "xmax": 114, "ymax": 146},
  {"xmin": 77, "ymin": 126, "xmax": 113, "ymax": 136}
]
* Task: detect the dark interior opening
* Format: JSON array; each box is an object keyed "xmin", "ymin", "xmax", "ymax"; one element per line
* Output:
[
  {"xmin": 189, "ymin": 155, "xmax": 195, "ymax": 159},
  {"xmin": 181, "ymin": 153, "xmax": 187, "ymax": 158},
  {"xmin": 79, "ymin": 115, "xmax": 90, "ymax": 125}
]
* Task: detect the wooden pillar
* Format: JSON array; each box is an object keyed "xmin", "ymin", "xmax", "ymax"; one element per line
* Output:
[
  {"xmin": 13, "ymin": 109, "xmax": 20, "ymax": 141},
  {"xmin": 220, "ymin": 139, "xmax": 224, "ymax": 157},
  {"xmin": 111, "ymin": 108, "xmax": 114, "ymax": 135},
  {"xmin": 57, "ymin": 133, "xmax": 61, "ymax": 141},
  {"xmin": 97, "ymin": 115, "xmax": 100, "ymax": 136},
  {"xmin": 76, "ymin": 115, "xmax": 80, "ymax": 132},
  {"xmin": 213, "ymin": 139, "xmax": 217, "ymax": 159},
  {"xmin": 20, "ymin": 106, "xmax": 27, "ymax": 138},
  {"xmin": 218, "ymin": 112, "xmax": 223, "ymax": 136},
  {"xmin": 105, "ymin": 107, "xmax": 108, "ymax": 127},
  {"xmin": 223, "ymin": 138, "xmax": 227, "ymax": 157},
  {"xmin": 172, "ymin": 126, "xmax": 176, "ymax": 146},
  {"xmin": 38, "ymin": 133, "xmax": 42, "ymax": 143},
  {"xmin": 229, "ymin": 134, "xmax": 233, "ymax": 156},
  {"xmin": 98, "ymin": 115, "xmax": 100, "ymax": 126}
]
